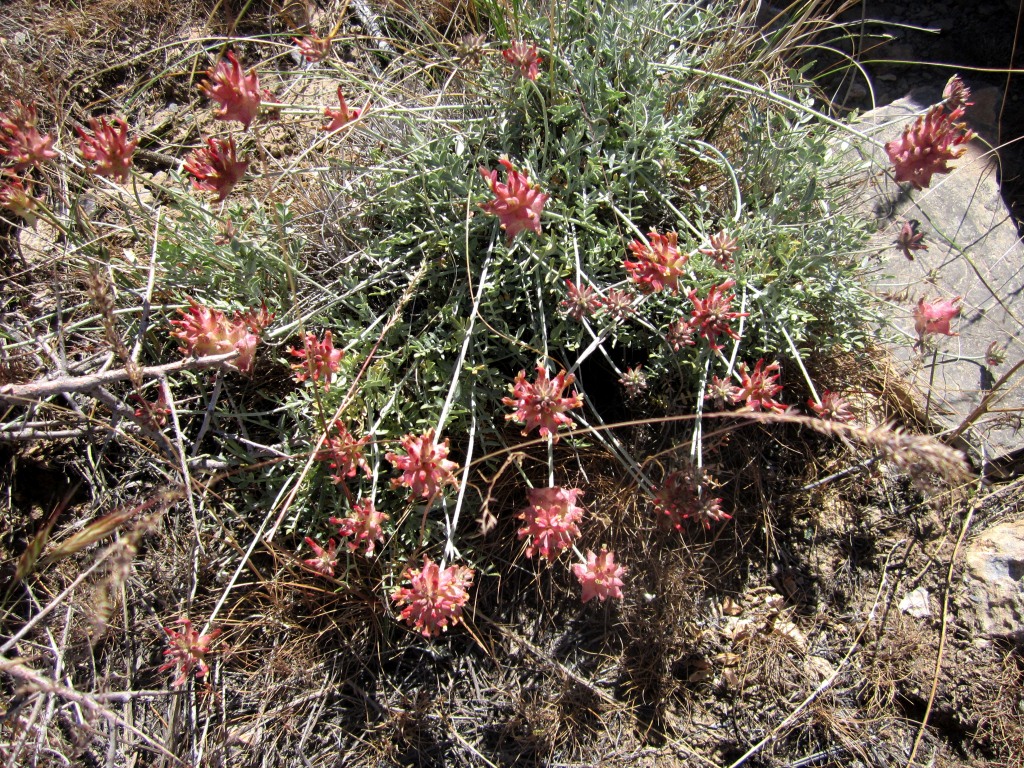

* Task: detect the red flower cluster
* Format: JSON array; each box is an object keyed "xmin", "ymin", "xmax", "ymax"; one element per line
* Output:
[
  {"xmin": 386, "ymin": 429, "xmax": 458, "ymax": 498},
  {"xmin": 896, "ymin": 219, "xmax": 927, "ymax": 260},
  {"xmin": 169, "ymin": 298, "xmax": 272, "ymax": 374},
  {"xmin": 517, "ymin": 486, "xmax": 585, "ymax": 561},
  {"xmin": 885, "ymin": 104, "xmax": 974, "ymax": 190},
  {"xmin": 624, "ymin": 230, "xmax": 688, "ymax": 293},
  {"xmin": 734, "ymin": 359, "xmax": 785, "ymax": 412},
  {"xmin": 294, "ymin": 35, "xmax": 332, "ymax": 63},
  {"xmin": 183, "ymin": 136, "xmax": 249, "ymax": 200},
  {"xmin": 479, "ymin": 156, "xmax": 549, "ymax": 241},
  {"xmin": 77, "ymin": 116, "xmax": 137, "ymax": 183},
  {"xmin": 392, "ymin": 556, "xmax": 474, "ymax": 637},
  {"xmin": 808, "ymin": 390, "xmax": 855, "ymax": 423},
  {"xmin": 289, "ymin": 330, "xmax": 345, "ymax": 390},
  {"xmin": 698, "ymin": 229, "xmax": 739, "ymax": 269},
  {"xmin": 302, "ymin": 537, "xmax": 339, "ymax": 577},
  {"xmin": 324, "ymin": 88, "xmax": 365, "ymax": 132},
  {"xmin": 573, "ymin": 549, "xmax": 626, "ymax": 603},
  {"xmin": 0, "ymin": 101, "xmax": 57, "ymax": 172},
  {"xmin": 561, "ymin": 280, "xmax": 601, "ymax": 321},
  {"xmin": 331, "ymin": 498, "xmax": 389, "ymax": 557},
  {"xmin": 0, "ymin": 178, "xmax": 42, "ymax": 226},
  {"xmin": 600, "ymin": 288, "xmax": 634, "ymax": 322},
  {"xmin": 686, "ymin": 279, "xmax": 747, "ymax": 351},
  {"xmin": 199, "ymin": 51, "xmax": 264, "ymax": 130},
  {"xmin": 653, "ymin": 466, "xmax": 729, "ymax": 531},
  {"xmin": 502, "ymin": 42, "xmax": 542, "ymax": 81},
  {"xmin": 315, "ymin": 421, "xmax": 371, "ymax": 482},
  {"xmin": 503, "ymin": 364, "xmax": 583, "ymax": 442},
  {"xmin": 159, "ymin": 617, "xmax": 222, "ymax": 688}
]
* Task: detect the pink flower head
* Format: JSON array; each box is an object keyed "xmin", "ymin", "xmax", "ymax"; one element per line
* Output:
[
  {"xmin": 169, "ymin": 298, "xmax": 271, "ymax": 374},
  {"xmin": 896, "ymin": 219, "xmax": 927, "ymax": 260},
  {"xmin": 914, "ymin": 296, "xmax": 961, "ymax": 340},
  {"xmin": 158, "ymin": 617, "xmax": 222, "ymax": 688},
  {"xmin": 392, "ymin": 556, "xmax": 474, "ymax": 637},
  {"xmin": 517, "ymin": 486, "xmax": 584, "ymax": 561},
  {"xmin": 705, "ymin": 374, "xmax": 741, "ymax": 410},
  {"xmin": 183, "ymin": 136, "xmax": 249, "ymax": 201},
  {"xmin": 698, "ymin": 229, "xmax": 740, "ymax": 269},
  {"xmin": 386, "ymin": 429, "xmax": 459, "ymax": 498},
  {"xmin": 503, "ymin": 364, "xmax": 583, "ymax": 442},
  {"xmin": 330, "ymin": 498, "xmax": 389, "ymax": 557},
  {"xmin": 294, "ymin": 34, "xmax": 332, "ymax": 63},
  {"xmin": 199, "ymin": 51, "xmax": 263, "ymax": 129},
  {"xmin": 479, "ymin": 156, "xmax": 549, "ymax": 241},
  {"xmin": 600, "ymin": 288, "xmax": 634, "ymax": 322},
  {"xmin": 653, "ymin": 466, "xmax": 729, "ymax": 530},
  {"xmin": 666, "ymin": 316, "xmax": 695, "ymax": 351},
  {"xmin": 315, "ymin": 421, "xmax": 371, "ymax": 481},
  {"xmin": 129, "ymin": 390, "xmax": 171, "ymax": 429},
  {"xmin": 942, "ymin": 74, "xmax": 973, "ymax": 111},
  {"xmin": 561, "ymin": 280, "xmax": 601, "ymax": 321},
  {"xmin": 885, "ymin": 104, "xmax": 974, "ymax": 190},
  {"xmin": 687, "ymin": 279, "xmax": 747, "ymax": 351},
  {"xmin": 289, "ymin": 330, "xmax": 345, "ymax": 390},
  {"xmin": 733, "ymin": 359, "xmax": 785, "ymax": 412},
  {"xmin": 502, "ymin": 42, "xmax": 542, "ymax": 81},
  {"xmin": 77, "ymin": 116, "xmax": 138, "ymax": 183},
  {"xmin": 624, "ymin": 230, "xmax": 688, "ymax": 293},
  {"xmin": 301, "ymin": 537, "xmax": 339, "ymax": 578},
  {"xmin": 573, "ymin": 549, "xmax": 626, "ymax": 603},
  {"xmin": 0, "ymin": 102, "xmax": 57, "ymax": 171},
  {"xmin": 986, "ymin": 340, "xmax": 1007, "ymax": 368},
  {"xmin": 619, "ymin": 366, "xmax": 648, "ymax": 398},
  {"xmin": 808, "ymin": 390, "xmax": 855, "ymax": 423},
  {"xmin": 323, "ymin": 87, "xmax": 364, "ymax": 132},
  {"xmin": 0, "ymin": 177, "xmax": 42, "ymax": 226}
]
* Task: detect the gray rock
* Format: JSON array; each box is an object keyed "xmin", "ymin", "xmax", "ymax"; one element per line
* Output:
[
  {"xmin": 964, "ymin": 520, "xmax": 1024, "ymax": 642},
  {"xmin": 847, "ymin": 90, "xmax": 1024, "ymax": 472}
]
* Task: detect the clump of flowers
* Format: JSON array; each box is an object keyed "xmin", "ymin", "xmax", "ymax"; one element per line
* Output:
[
  {"xmin": 479, "ymin": 156, "xmax": 549, "ymax": 241},
  {"xmin": 986, "ymin": 340, "xmax": 1007, "ymax": 368},
  {"xmin": 77, "ymin": 116, "xmax": 137, "ymax": 183},
  {"xmin": 331, "ymin": 498, "xmax": 389, "ymax": 556},
  {"xmin": 315, "ymin": 421, "xmax": 371, "ymax": 481},
  {"xmin": 733, "ymin": 359, "xmax": 785, "ymax": 412},
  {"xmin": 666, "ymin": 317, "xmax": 695, "ymax": 351},
  {"xmin": 503, "ymin": 364, "xmax": 583, "ymax": 442},
  {"xmin": 698, "ymin": 229, "xmax": 739, "ymax": 269},
  {"xmin": 885, "ymin": 103, "xmax": 974, "ymax": 190},
  {"xmin": 619, "ymin": 366, "xmax": 648, "ymax": 398},
  {"xmin": 294, "ymin": 34, "xmax": 332, "ymax": 63},
  {"xmin": 301, "ymin": 537, "xmax": 339, "ymax": 578},
  {"xmin": 183, "ymin": 136, "xmax": 249, "ymax": 201},
  {"xmin": 573, "ymin": 549, "xmax": 626, "ymax": 603},
  {"xmin": 705, "ymin": 374, "xmax": 740, "ymax": 410},
  {"xmin": 159, "ymin": 617, "xmax": 222, "ymax": 688},
  {"xmin": 624, "ymin": 230, "xmax": 688, "ymax": 293},
  {"xmin": 896, "ymin": 219, "xmax": 928, "ymax": 260},
  {"xmin": 169, "ymin": 298, "xmax": 272, "ymax": 374},
  {"xmin": 0, "ymin": 178, "xmax": 42, "ymax": 226},
  {"xmin": 0, "ymin": 101, "xmax": 57, "ymax": 171},
  {"xmin": 914, "ymin": 296, "xmax": 961, "ymax": 342},
  {"xmin": 653, "ymin": 466, "xmax": 729, "ymax": 530},
  {"xmin": 600, "ymin": 288, "xmax": 634, "ymax": 323},
  {"xmin": 392, "ymin": 556, "xmax": 474, "ymax": 637},
  {"xmin": 687, "ymin": 279, "xmax": 747, "ymax": 351},
  {"xmin": 324, "ymin": 87, "xmax": 364, "ymax": 132},
  {"xmin": 561, "ymin": 280, "xmax": 601, "ymax": 321},
  {"xmin": 289, "ymin": 330, "xmax": 345, "ymax": 390},
  {"xmin": 502, "ymin": 41, "xmax": 542, "ymax": 81},
  {"xmin": 517, "ymin": 486, "xmax": 585, "ymax": 561},
  {"xmin": 129, "ymin": 390, "xmax": 171, "ymax": 429},
  {"xmin": 386, "ymin": 429, "xmax": 459, "ymax": 498},
  {"xmin": 942, "ymin": 74, "xmax": 972, "ymax": 111},
  {"xmin": 199, "ymin": 51, "xmax": 263, "ymax": 129},
  {"xmin": 808, "ymin": 390, "xmax": 855, "ymax": 423}
]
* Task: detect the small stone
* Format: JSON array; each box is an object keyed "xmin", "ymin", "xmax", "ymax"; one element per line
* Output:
[
  {"xmin": 899, "ymin": 586, "xmax": 932, "ymax": 618},
  {"xmin": 964, "ymin": 521, "xmax": 1024, "ymax": 642}
]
